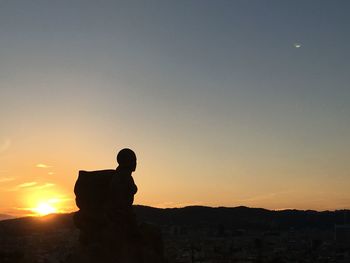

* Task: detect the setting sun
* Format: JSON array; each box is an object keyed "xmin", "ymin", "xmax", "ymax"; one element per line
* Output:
[{"xmin": 33, "ymin": 202, "xmax": 57, "ymax": 216}]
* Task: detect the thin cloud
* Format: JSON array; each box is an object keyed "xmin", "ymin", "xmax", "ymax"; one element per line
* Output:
[
  {"xmin": 13, "ymin": 207, "xmax": 35, "ymax": 216},
  {"xmin": 6, "ymin": 182, "xmax": 55, "ymax": 191},
  {"xmin": 0, "ymin": 177, "xmax": 15, "ymax": 183},
  {"xmin": 47, "ymin": 197, "xmax": 73, "ymax": 204},
  {"xmin": 17, "ymin": 182, "xmax": 38, "ymax": 188},
  {"xmin": 14, "ymin": 207, "xmax": 31, "ymax": 211},
  {"xmin": 36, "ymin": 164, "xmax": 52, "ymax": 168},
  {"xmin": 5, "ymin": 182, "xmax": 37, "ymax": 192},
  {"xmin": 33, "ymin": 183, "xmax": 55, "ymax": 189}
]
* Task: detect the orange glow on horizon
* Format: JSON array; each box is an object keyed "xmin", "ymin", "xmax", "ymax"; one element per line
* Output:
[
  {"xmin": 33, "ymin": 202, "xmax": 57, "ymax": 216},
  {"xmin": 17, "ymin": 186, "xmax": 74, "ymax": 216}
]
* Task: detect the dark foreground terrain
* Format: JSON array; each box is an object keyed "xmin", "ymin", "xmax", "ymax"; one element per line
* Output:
[{"xmin": 0, "ymin": 206, "xmax": 349, "ymax": 262}]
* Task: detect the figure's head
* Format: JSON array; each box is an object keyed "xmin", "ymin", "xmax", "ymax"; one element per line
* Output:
[{"xmin": 117, "ymin": 148, "xmax": 137, "ymax": 171}]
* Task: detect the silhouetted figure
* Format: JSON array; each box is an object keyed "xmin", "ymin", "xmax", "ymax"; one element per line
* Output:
[
  {"xmin": 106, "ymin": 148, "xmax": 143, "ymax": 263},
  {"xmin": 107, "ymin": 148, "xmax": 138, "ymax": 214},
  {"xmin": 73, "ymin": 148, "xmax": 164, "ymax": 263}
]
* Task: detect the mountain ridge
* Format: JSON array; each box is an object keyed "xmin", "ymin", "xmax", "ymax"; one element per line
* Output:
[
  {"xmin": 0, "ymin": 205, "xmax": 349, "ymax": 236},
  {"xmin": 0, "ymin": 213, "xmax": 14, "ymax": 221}
]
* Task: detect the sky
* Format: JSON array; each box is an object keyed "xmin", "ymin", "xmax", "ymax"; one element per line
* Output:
[{"xmin": 1, "ymin": 0, "xmax": 350, "ymax": 216}]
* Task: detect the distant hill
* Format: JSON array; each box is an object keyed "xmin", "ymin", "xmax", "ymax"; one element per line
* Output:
[
  {"xmin": 0, "ymin": 206, "xmax": 349, "ymax": 236},
  {"xmin": 0, "ymin": 214, "xmax": 14, "ymax": 221},
  {"xmin": 134, "ymin": 205, "xmax": 350, "ymax": 230},
  {"xmin": 0, "ymin": 213, "xmax": 75, "ymax": 236}
]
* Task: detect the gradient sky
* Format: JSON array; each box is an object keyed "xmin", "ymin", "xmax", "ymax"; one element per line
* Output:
[{"xmin": 1, "ymin": 0, "xmax": 350, "ymax": 216}]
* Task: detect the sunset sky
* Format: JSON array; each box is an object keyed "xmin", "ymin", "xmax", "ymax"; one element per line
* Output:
[{"xmin": 1, "ymin": 1, "xmax": 350, "ymax": 217}]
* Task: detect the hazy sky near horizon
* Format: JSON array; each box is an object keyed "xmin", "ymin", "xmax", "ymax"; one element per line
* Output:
[{"xmin": 1, "ymin": 1, "xmax": 350, "ymax": 216}]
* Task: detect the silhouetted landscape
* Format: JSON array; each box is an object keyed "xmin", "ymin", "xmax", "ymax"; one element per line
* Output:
[
  {"xmin": 134, "ymin": 206, "xmax": 350, "ymax": 230},
  {"xmin": 2, "ymin": 206, "xmax": 349, "ymax": 234},
  {"xmin": 1, "ymin": 206, "xmax": 350, "ymax": 262}
]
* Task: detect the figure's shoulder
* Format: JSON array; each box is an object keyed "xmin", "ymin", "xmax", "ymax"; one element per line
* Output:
[{"xmin": 78, "ymin": 169, "xmax": 116, "ymax": 177}]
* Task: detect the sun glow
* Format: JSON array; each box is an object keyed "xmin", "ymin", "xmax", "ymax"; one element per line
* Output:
[{"xmin": 33, "ymin": 202, "xmax": 57, "ymax": 216}]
